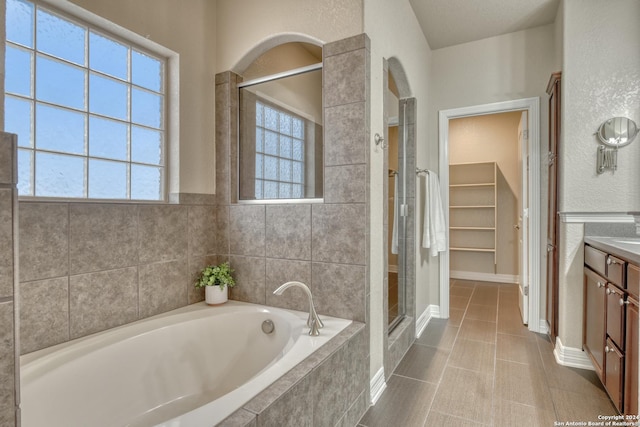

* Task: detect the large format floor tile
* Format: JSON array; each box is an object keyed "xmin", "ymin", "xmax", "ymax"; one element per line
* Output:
[{"xmin": 359, "ymin": 281, "xmax": 619, "ymax": 427}]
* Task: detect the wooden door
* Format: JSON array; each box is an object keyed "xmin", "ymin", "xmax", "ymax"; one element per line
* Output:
[{"xmin": 546, "ymin": 72, "xmax": 561, "ymax": 342}]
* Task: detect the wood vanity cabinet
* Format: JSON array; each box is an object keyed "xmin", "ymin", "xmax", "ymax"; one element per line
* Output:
[
  {"xmin": 583, "ymin": 243, "xmax": 639, "ymax": 414},
  {"xmin": 584, "ymin": 264, "xmax": 607, "ymax": 378},
  {"xmin": 625, "ymin": 264, "xmax": 639, "ymax": 415}
]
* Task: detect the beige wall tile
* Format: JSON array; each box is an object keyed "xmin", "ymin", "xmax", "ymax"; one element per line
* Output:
[
  {"xmin": 19, "ymin": 203, "xmax": 68, "ymax": 282},
  {"xmin": 138, "ymin": 205, "xmax": 188, "ymax": 264},
  {"xmin": 265, "ymin": 258, "xmax": 311, "ymax": 312},
  {"xmin": 229, "ymin": 205, "xmax": 265, "ymax": 257},
  {"xmin": 69, "ymin": 203, "xmax": 138, "ymax": 274},
  {"xmin": 323, "ymin": 49, "xmax": 367, "ymax": 108},
  {"xmin": 324, "ymin": 165, "xmax": 366, "ymax": 204},
  {"xmin": 0, "ymin": 190, "xmax": 13, "ymax": 297},
  {"xmin": 138, "ymin": 260, "xmax": 188, "ymax": 318},
  {"xmin": 228, "ymin": 255, "xmax": 265, "ymax": 304},
  {"xmin": 0, "ymin": 301, "xmax": 15, "ymax": 426},
  {"xmin": 188, "ymin": 205, "xmax": 216, "ymax": 257},
  {"xmin": 20, "ymin": 277, "xmax": 69, "ymax": 354},
  {"xmin": 0, "ymin": 133, "xmax": 16, "ymax": 185},
  {"xmin": 311, "ymin": 204, "xmax": 366, "ymax": 265},
  {"xmin": 311, "ymin": 262, "xmax": 366, "ymax": 321},
  {"xmin": 265, "ymin": 205, "xmax": 311, "ymax": 261},
  {"xmin": 69, "ymin": 267, "xmax": 138, "ymax": 339}
]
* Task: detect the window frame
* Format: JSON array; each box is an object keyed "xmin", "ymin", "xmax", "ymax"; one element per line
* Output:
[
  {"xmin": 236, "ymin": 62, "xmax": 324, "ymax": 204},
  {"xmin": 4, "ymin": 0, "xmax": 179, "ymax": 203}
]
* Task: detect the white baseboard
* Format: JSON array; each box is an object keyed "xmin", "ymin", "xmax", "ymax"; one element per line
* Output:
[
  {"xmin": 539, "ymin": 320, "xmax": 550, "ymax": 334},
  {"xmin": 370, "ymin": 367, "xmax": 386, "ymax": 405},
  {"xmin": 416, "ymin": 305, "xmax": 440, "ymax": 338},
  {"xmin": 553, "ymin": 337, "xmax": 594, "ymax": 371},
  {"xmin": 450, "ymin": 270, "xmax": 519, "ymax": 284}
]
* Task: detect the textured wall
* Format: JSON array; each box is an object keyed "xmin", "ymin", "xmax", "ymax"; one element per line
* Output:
[
  {"xmin": 0, "ymin": 133, "xmax": 18, "ymax": 426},
  {"xmin": 215, "ymin": 0, "xmax": 363, "ymax": 72},
  {"xmin": 556, "ymin": 0, "xmax": 640, "ymax": 349},
  {"xmin": 560, "ymin": 0, "xmax": 640, "ymax": 213},
  {"xmin": 18, "ymin": 197, "xmax": 216, "ymax": 354}
]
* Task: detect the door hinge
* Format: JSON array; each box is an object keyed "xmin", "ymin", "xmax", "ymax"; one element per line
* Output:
[
  {"xmin": 521, "ymin": 129, "xmax": 529, "ymax": 140},
  {"xmin": 524, "ymin": 286, "xmax": 529, "ymax": 296},
  {"xmin": 548, "ymin": 151, "xmax": 556, "ymax": 166},
  {"xmin": 400, "ymin": 204, "xmax": 408, "ymax": 217}
]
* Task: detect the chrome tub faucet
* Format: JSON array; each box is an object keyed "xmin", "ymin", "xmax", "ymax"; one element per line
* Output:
[{"xmin": 273, "ymin": 281, "xmax": 324, "ymax": 336}]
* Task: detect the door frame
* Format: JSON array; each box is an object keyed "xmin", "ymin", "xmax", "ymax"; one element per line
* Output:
[{"xmin": 438, "ymin": 97, "xmax": 542, "ymax": 333}]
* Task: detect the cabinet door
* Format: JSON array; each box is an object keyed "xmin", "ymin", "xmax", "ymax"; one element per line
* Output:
[
  {"xmin": 605, "ymin": 337, "xmax": 624, "ymax": 412},
  {"xmin": 625, "ymin": 297, "xmax": 638, "ymax": 415},
  {"xmin": 584, "ymin": 267, "xmax": 607, "ymax": 379},
  {"xmin": 606, "ymin": 283, "xmax": 626, "ymax": 350}
]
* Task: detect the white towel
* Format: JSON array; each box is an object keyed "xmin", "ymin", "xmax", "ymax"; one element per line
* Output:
[
  {"xmin": 391, "ymin": 174, "xmax": 399, "ymax": 255},
  {"xmin": 422, "ymin": 171, "xmax": 447, "ymax": 256}
]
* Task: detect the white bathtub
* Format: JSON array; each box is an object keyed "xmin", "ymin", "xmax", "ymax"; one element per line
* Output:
[{"xmin": 20, "ymin": 301, "xmax": 351, "ymax": 427}]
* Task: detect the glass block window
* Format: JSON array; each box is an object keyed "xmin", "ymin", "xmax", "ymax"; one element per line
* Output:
[
  {"xmin": 254, "ymin": 101, "xmax": 305, "ymax": 199},
  {"xmin": 5, "ymin": 0, "xmax": 166, "ymax": 200}
]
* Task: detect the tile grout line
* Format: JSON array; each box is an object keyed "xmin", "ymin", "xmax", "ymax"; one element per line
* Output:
[{"xmin": 420, "ymin": 280, "xmax": 474, "ymax": 426}]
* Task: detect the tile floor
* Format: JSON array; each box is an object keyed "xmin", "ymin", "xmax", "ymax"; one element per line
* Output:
[{"xmin": 358, "ymin": 280, "xmax": 617, "ymax": 427}]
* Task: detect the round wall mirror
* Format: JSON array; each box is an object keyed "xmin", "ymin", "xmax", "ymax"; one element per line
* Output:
[{"xmin": 597, "ymin": 117, "xmax": 638, "ymax": 147}]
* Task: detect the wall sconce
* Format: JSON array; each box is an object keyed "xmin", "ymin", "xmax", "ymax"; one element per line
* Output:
[{"xmin": 595, "ymin": 117, "xmax": 638, "ymax": 174}]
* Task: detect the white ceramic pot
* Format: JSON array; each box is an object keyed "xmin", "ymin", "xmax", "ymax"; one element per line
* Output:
[{"xmin": 205, "ymin": 285, "xmax": 228, "ymax": 305}]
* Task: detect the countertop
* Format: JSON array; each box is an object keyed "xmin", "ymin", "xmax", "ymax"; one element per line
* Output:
[{"xmin": 584, "ymin": 236, "xmax": 640, "ymax": 266}]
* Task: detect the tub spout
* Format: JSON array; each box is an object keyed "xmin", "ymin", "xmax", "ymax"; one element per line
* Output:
[{"xmin": 273, "ymin": 281, "xmax": 324, "ymax": 336}]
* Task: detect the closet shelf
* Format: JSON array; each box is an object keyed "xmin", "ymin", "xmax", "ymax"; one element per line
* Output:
[
  {"xmin": 450, "ymin": 247, "xmax": 496, "ymax": 253},
  {"xmin": 449, "ymin": 161, "xmax": 499, "ymax": 270},
  {"xmin": 450, "ymin": 226, "xmax": 495, "ymax": 231},
  {"xmin": 450, "ymin": 183, "xmax": 495, "ymax": 188},
  {"xmin": 450, "ymin": 205, "xmax": 495, "ymax": 209}
]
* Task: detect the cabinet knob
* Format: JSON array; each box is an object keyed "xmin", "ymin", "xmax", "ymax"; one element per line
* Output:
[
  {"xmin": 605, "ymin": 345, "xmax": 615, "ymax": 353},
  {"xmin": 597, "ymin": 282, "xmax": 605, "ymax": 288},
  {"xmin": 606, "ymin": 288, "xmax": 613, "ymax": 295},
  {"xmin": 607, "ymin": 257, "xmax": 620, "ymax": 266},
  {"xmin": 620, "ymin": 298, "xmax": 629, "ymax": 306}
]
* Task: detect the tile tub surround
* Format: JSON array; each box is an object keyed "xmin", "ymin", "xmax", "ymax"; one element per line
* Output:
[
  {"xmin": 18, "ymin": 196, "xmax": 217, "ymax": 354},
  {"xmin": 215, "ymin": 34, "xmax": 371, "ymax": 324},
  {"xmin": 213, "ymin": 34, "xmax": 372, "ymax": 426},
  {"xmin": 219, "ymin": 322, "xmax": 368, "ymax": 427},
  {"xmin": 0, "ymin": 132, "xmax": 19, "ymax": 427}
]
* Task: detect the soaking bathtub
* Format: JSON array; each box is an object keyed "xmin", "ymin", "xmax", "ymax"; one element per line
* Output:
[{"xmin": 20, "ymin": 301, "xmax": 352, "ymax": 427}]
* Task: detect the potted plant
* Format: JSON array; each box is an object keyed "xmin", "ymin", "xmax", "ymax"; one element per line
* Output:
[{"xmin": 195, "ymin": 261, "xmax": 236, "ymax": 305}]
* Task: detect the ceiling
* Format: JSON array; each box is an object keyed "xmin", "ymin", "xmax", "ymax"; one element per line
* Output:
[{"xmin": 408, "ymin": 0, "xmax": 560, "ymax": 50}]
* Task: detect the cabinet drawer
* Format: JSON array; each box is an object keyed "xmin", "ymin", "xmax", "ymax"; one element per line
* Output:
[
  {"xmin": 584, "ymin": 267, "xmax": 607, "ymax": 380},
  {"xmin": 628, "ymin": 264, "xmax": 640, "ymax": 300},
  {"xmin": 585, "ymin": 245, "xmax": 607, "ymax": 277},
  {"xmin": 605, "ymin": 337, "xmax": 624, "ymax": 412},
  {"xmin": 606, "ymin": 283, "xmax": 626, "ymax": 350},
  {"xmin": 607, "ymin": 255, "xmax": 626, "ymax": 288}
]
